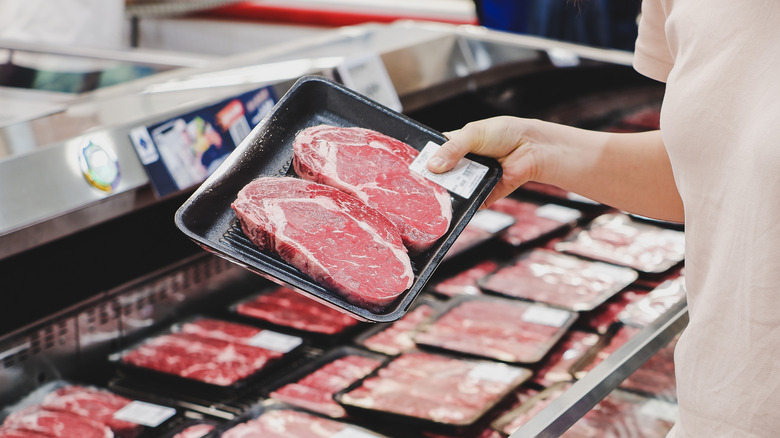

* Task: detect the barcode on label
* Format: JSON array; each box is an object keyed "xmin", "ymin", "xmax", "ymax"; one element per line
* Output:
[{"xmin": 409, "ymin": 142, "xmax": 489, "ymax": 199}]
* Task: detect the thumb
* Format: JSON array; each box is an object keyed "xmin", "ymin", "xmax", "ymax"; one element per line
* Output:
[{"xmin": 426, "ymin": 132, "xmax": 470, "ymax": 174}]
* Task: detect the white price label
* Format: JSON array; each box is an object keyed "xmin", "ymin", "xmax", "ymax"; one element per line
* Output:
[
  {"xmin": 247, "ymin": 330, "xmax": 302, "ymax": 353},
  {"xmin": 468, "ymin": 363, "xmax": 524, "ymax": 384},
  {"xmin": 332, "ymin": 426, "xmax": 383, "ymax": 438},
  {"xmin": 521, "ymin": 305, "xmax": 572, "ymax": 327},
  {"xmin": 409, "ymin": 142, "xmax": 489, "ymax": 199},
  {"xmin": 640, "ymin": 398, "xmax": 679, "ymax": 423},
  {"xmin": 337, "ymin": 52, "xmax": 401, "ymax": 112},
  {"xmin": 535, "ymin": 204, "xmax": 582, "ymax": 224},
  {"xmin": 470, "ymin": 210, "xmax": 516, "ymax": 233},
  {"xmin": 113, "ymin": 401, "xmax": 176, "ymax": 427}
]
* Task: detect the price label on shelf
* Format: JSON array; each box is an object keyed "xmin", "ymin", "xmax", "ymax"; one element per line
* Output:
[{"xmin": 336, "ymin": 52, "xmax": 402, "ymax": 112}]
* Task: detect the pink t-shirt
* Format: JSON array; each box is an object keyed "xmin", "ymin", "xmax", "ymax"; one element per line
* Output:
[{"xmin": 634, "ymin": 1, "xmax": 780, "ymax": 436}]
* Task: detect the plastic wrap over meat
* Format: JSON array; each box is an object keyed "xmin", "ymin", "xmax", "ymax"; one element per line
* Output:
[
  {"xmin": 531, "ymin": 331, "xmax": 601, "ymax": 386},
  {"xmin": 270, "ymin": 354, "xmax": 383, "ymax": 418},
  {"xmin": 620, "ymin": 335, "xmax": 678, "ymax": 402},
  {"xmin": 220, "ymin": 408, "xmax": 385, "ymax": 438},
  {"xmin": 413, "ymin": 297, "xmax": 576, "ymax": 363},
  {"xmin": 493, "ymin": 383, "xmax": 570, "ymax": 436},
  {"xmin": 561, "ymin": 391, "xmax": 676, "ymax": 437},
  {"xmin": 338, "ymin": 351, "xmax": 530, "ymax": 427},
  {"xmin": 489, "ymin": 198, "xmax": 581, "ymax": 247},
  {"xmin": 2, "ymin": 406, "xmax": 113, "ymax": 438},
  {"xmin": 619, "ymin": 278, "xmax": 686, "ymax": 328},
  {"xmin": 555, "ymin": 213, "xmax": 685, "ymax": 273},
  {"xmin": 235, "ymin": 286, "xmax": 360, "ymax": 335},
  {"xmin": 479, "ymin": 249, "xmax": 638, "ymax": 312},
  {"xmin": 171, "ymin": 423, "xmax": 215, "ymax": 438},
  {"xmin": 578, "ymin": 288, "xmax": 650, "ymax": 334},
  {"xmin": 39, "ymin": 385, "xmax": 140, "ymax": 438},
  {"xmin": 432, "ymin": 260, "xmax": 500, "ymax": 297},
  {"xmin": 120, "ymin": 318, "xmax": 300, "ymax": 387},
  {"xmin": 360, "ymin": 303, "xmax": 435, "ymax": 355}
]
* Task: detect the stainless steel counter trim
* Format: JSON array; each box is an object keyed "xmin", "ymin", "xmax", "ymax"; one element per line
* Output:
[{"xmin": 510, "ymin": 301, "xmax": 688, "ymax": 437}]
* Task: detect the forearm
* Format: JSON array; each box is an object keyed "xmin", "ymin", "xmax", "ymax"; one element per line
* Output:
[
  {"xmin": 427, "ymin": 116, "xmax": 684, "ymax": 223},
  {"xmin": 538, "ymin": 123, "xmax": 684, "ymax": 222}
]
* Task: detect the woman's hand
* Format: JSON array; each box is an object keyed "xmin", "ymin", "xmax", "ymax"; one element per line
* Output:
[{"xmin": 426, "ymin": 116, "xmax": 557, "ymax": 208}]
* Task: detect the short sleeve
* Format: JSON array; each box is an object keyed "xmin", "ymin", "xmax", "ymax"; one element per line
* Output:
[{"xmin": 633, "ymin": 0, "xmax": 673, "ymax": 82}]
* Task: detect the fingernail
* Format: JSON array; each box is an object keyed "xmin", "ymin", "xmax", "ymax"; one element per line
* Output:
[{"xmin": 428, "ymin": 156, "xmax": 444, "ymax": 169}]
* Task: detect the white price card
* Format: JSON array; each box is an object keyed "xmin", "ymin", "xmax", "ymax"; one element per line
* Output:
[
  {"xmin": 409, "ymin": 141, "xmax": 489, "ymax": 199},
  {"xmin": 248, "ymin": 330, "xmax": 302, "ymax": 353},
  {"xmin": 468, "ymin": 363, "xmax": 525, "ymax": 384},
  {"xmin": 535, "ymin": 204, "xmax": 582, "ymax": 224},
  {"xmin": 521, "ymin": 305, "xmax": 572, "ymax": 328},
  {"xmin": 337, "ymin": 52, "xmax": 402, "ymax": 112},
  {"xmin": 469, "ymin": 209, "xmax": 516, "ymax": 233},
  {"xmin": 113, "ymin": 401, "xmax": 176, "ymax": 427}
]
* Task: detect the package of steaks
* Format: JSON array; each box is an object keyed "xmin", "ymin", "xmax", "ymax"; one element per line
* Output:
[
  {"xmin": 175, "ymin": 75, "xmax": 502, "ymax": 323},
  {"xmin": 477, "ymin": 248, "xmax": 639, "ymax": 313},
  {"xmin": 0, "ymin": 380, "xmax": 188, "ymax": 438},
  {"xmin": 354, "ymin": 294, "xmax": 442, "ymax": 356},
  {"xmin": 108, "ymin": 316, "xmax": 306, "ymax": 397},
  {"xmin": 334, "ymin": 350, "xmax": 532, "ymax": 435},
  {"xmin": 261, "ymin": 345, "xmax": 389, "ymax": 419},
  {"xmin": 555, "ymin": 213, "xmax": 686, "ymax": 274},
  {"xmin": 487, "ymin": 197, "xmax": 583, "ymax": 248},
  {"xmin": 227, "ymin": 284, "xmax": 369, "ymax": 346},
  {"xmin": 440, "ymin": 209, "xmax": 515, "ymax": 263},
  {"xmin": 411, "ymin": 295, "xmax": 578, "ymax": 364},
  {"xmin": 210, "ymin": 399, "xmax": 392, "ymax": 438}
]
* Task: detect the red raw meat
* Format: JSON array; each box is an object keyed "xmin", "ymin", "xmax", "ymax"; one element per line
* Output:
[
  {"xmin": 0, "ymin": 428, "xmax": 50, "ymax": 438},
  {"xmin": 236, "ymin": 286, "xmax": 359, "ymax": 334},
  {"xmin": 3, "ymin": 407, "xmax": 112, "ymax": 438},
  {"xmin": 432, "ymin": 260, "xmax": 499, "ymax": 297},
  {"xmin": 489, "ymin": 198, "xmax": 578, "ymax": 246},
  {"xmin": 442, "ymin": 225, "xmax": 492, "ymax": 260},
  {"xmin": 293, "ymin": 125, "xmax": 452, "ymax": 252},
  {"xmin": 221, "ymin": 409, "xmax": 373, "ymax": 438},
  {"xmin": 530, "ymin": 331, "xmax": 601, "ymax": 386},
  {"xmin": 121, "ymin": 332, "xmax": 280, "ymax": 386},
  {"xmin": 232, "ymin": 176, "xmax": 413, "ymax": 311},
  {"xmin": 555, "ymin": 213, "xmax": 685, "ymax": 273},
  {"xmin": 40, "ymin": 385, "xmax": 140, "ymax": 438},
  {"xmin": 172, "ymin": 423, "xmax": 214, "ymax": 438},
  {"xmin": 179, "ymin": 319, "xmax": 264, "ymax": 344},
  {"xmin": 361, "ymin": 304, "xmax": 434, "ymax": 355},
  {"xmin": 270, "ymin": 354, "xmax": 382, "ymax": 417},
  {"xmin": 339, "ymin": 352, "xmax": 528, "ymax": 426},
  {"xmin": 479, "ymin": 249, "xmax": 637, "ymax": 311},
  {"xmin": 413, "ymin": 298, "xmax": 574, "ymax": 363}
]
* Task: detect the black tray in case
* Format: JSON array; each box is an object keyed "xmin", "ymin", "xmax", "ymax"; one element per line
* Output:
[{"xmin": 175, "ymin": 75, "xmax": 502, "ymax": 323}]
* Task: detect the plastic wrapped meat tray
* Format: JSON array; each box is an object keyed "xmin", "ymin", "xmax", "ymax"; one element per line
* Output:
[
  {"xmin": 478, "ymin": 248, "xmax": 638, "ymax": 312},
  {"xmin": 441, "ymin": 209, "xmax": 515, "ymax": 261},
  {"xmin": 175, "ymin": 75, "xmax": 502, "ymax": 323},
  {"xmin": 488, "ymin": 198, "xmax": 582, "ymax": 247},
  {"xmin": 355, "ymin": 295, "xmax": 440, "ymax": 356},
  {"xmin": 109, "ymin": 317, "xmax": 305, "ymax": 394},
  {"xmin": 413, "ymin": 295, "xmax": 577, "ymax": 364},
  {"xmin": 430, "ymin": 259, "xmax": 501, "ymax": 298},
  {"xmin": 229, "ymin": 285, "xmax": 366, "ymax": 344},
  {"xmin": 334, "ymin": 350, "xmax": 532, "ymax": 434},
  {"xmin": 555, "ymin": 213, "xmax": 685, "ymax": 274},
  {"xmin": 212, "ymin": 400, "xmax": 390, "ymax": 438},
  {"xmin": 264, "ymin": 346, "xmax": 387, "ymax": 418},
  {"xmin": 0, "ymin": 380, "xmax": 181, "ymax": 438}
]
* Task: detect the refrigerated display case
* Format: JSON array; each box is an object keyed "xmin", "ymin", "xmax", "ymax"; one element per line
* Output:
[{"xmin": 0, "ymin": 21, "xmax": 685, "ymax": 437}]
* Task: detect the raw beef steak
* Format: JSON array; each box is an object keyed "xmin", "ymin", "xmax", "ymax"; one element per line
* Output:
[
  {"xmin": 221, "ymin": 409, "xmax": 383, "ymax": 438},
  {"xmin": 235, "ymin": 286, "xmax": 359, "ymax": 334},
  {"xmin": 40, "ymin": 385, "xmax": 141, "ymax": 438},
  {"xmin": 2, "ymin": 407, "xmax": 112, "ymax": 438},
  {"xmin": 292, "ymin": 125, "xmax": 452, "ymax": 252},
  {"xmin": 232, "ymin": 177, "xmax": 413, "ymax": 311}
]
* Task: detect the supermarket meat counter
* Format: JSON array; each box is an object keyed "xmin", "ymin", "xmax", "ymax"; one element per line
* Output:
[{"xmin": 0, "ymin": 21, "xmax": 686, "ymax": 437}]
